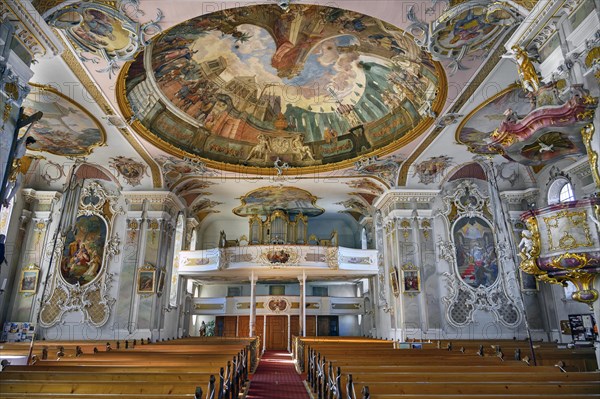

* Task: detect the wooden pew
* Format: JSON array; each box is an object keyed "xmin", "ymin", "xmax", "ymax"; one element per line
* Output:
[
  {"xmin": 296, "ymin": 337, "xmax": 600, "ymax": 399},
  {"xmin": 0, "ymin": 337, "xmax": 256, "ymax": 399}
]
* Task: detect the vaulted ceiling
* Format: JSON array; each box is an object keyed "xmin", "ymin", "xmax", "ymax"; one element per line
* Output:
[{"xmin": 20, "ymin": 0, "xmax": 552, "ymax": 225}]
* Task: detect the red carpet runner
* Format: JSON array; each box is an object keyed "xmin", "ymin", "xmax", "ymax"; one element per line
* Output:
[{"xmin": 246, "ymin": 351, "xmax": 310, "ymax": 399}]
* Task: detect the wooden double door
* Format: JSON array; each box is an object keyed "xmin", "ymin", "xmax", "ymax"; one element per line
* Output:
[{"xmin": 215, "ymin": 315, "xmax": 299, "ymax": 350}]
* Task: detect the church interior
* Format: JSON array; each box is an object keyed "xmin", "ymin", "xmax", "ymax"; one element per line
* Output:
[{"xmin": 0, "ymin": 0, "xmax": 599, "ymax": 397}]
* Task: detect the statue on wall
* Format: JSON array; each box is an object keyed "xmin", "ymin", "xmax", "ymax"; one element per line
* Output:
[
  {"xmin": 518, "ymin": 229, "xmax": 534, "ymax": 260},
  {"xmin": 510, "ymin": 45, "xmax": 540, "ymax": 94}
]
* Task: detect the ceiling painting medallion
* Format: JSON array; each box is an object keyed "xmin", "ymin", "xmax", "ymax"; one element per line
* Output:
[
  {"xmin": 407, "ymin": 0, "xmax": 522, "ymax": 74},
  {"xmin": 108, "ymin": 156, "xmax": 148, "ymax": 186},
  {"xmin": 119, "ymin": 4, "xmax": 446, "ymax": 173},
  {"xmin": 47, "ymin": 1, "xmax": 163, "ymax": 77},
  {"xmin": 22, "ymin": 84, "xmax": 105, "ymax": 157},
  {"xmin": 233, "ymin": 186, "xmax": 324, "ymax": 217}
]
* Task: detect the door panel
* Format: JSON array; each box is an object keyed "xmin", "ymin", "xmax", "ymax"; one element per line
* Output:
[
  {"xmin": 223, "ymin": 316, "xmax": 237, "ymax": 337},
  {"xmin": 238, "ymin": 316, "xmax": 249, "ymax": 337},
  {"xmin": 266, "ymin": 315, "xmax": 288, "ymax": 350},
  {"xmin": 306, "ymin": 316, "xmax": 316, "ymax": 336}
]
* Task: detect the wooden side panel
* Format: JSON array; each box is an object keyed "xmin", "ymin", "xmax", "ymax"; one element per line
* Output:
[
  {"xmin": 306, "ymin": 316, "xmax": 317, "ymax": 336},
  {"xmin": 238, "ymin": 315, "xmax": 250, "ymax": 337}
]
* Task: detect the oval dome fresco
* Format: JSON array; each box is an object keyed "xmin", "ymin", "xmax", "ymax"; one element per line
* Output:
[{"xmin": 119, "ymin": 4, "xmax": 445, "ymax": 173}]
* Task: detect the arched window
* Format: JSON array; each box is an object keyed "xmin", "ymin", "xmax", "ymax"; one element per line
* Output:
[{"xmin": 548, "ymin": 178, "xmax": 575, "ymax": 205}]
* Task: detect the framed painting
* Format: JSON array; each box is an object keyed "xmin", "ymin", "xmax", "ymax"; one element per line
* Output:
[
  {"xmin": 137, "ymin": 269, "xmax": 156, "ymax": 294},
  {"xmin": 390, "ymin": 270, "xmax": 400, "ymax": 297},
  {"xmin": 60, "ymin": 214, "xmax": 107, "ymax": 286},
  {"xmin": 401, "ymin": 269, "xmax": 421, "ymax": 293},
  {"xmin": 19, "ymin": 267, "xmax": 39, "ymax": 293}
]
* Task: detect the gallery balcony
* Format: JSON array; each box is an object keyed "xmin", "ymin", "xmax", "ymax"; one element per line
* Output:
[{"xmin": 176, "ymin": 245, "xmax": 379, "ymax": 280}]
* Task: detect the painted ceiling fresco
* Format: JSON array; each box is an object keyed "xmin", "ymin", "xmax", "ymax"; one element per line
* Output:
[
  {"xmin": 233, "ymin": 186, "xmax": 324, "ymax": 217},
  {"xmin": 122, "ymin": 4, "xmax": 445, "ymax": 172},
  {"xmin": 22, "ymin": 85, "xmax": 105, "ymax": 156},
  {"xmin": 456, "ymin": 86, "xmax": 533, "ymax": 156}
]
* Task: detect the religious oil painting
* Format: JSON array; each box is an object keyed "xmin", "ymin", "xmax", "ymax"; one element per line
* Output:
[
  {"xmin": 19, "ymin": 269, "xmax": 39, "ymax": 293},
  {"xmin": 60, "ymin": 215, "xmax": 107, "ymax": 286},
  {"xmin": 233, "ymin": 186, "xmax": 324, "ymax": 217},
  {"xmin": 402, "ymin": 270, "xmax": 421, "ymax": 293},
  {"xmin": 453, "ymin": 216, "xmax": 499, "ymax": 288},
  {"xmin": 137, "ymin": 270, "xmax": 156, "ymax": 293},
  {"xmin": 21, "ymin": 85, "xmax": 105, "ymax": 156},
  {"xmin": 123, "ymin": 4, "xmax": 443, "ymax": 171}
]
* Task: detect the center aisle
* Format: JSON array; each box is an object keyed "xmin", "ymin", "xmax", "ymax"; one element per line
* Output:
[{"xmin": 246, "ymin": 351, "xmax": 310, "ymax": 399}]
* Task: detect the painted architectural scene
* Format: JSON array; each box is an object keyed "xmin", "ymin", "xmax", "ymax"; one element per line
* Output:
[{"xmin": 125, "ymin": 4, "xmax": 442, "ymax": 169}]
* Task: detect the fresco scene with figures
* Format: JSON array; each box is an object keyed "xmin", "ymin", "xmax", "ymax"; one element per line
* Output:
[
  {"xmin": 1, "ymin": 1, "xmax": 600, "ymax": 397},
  {"xmin": 60, "ymin": 215, "xmax": 107, "ymax": 286},
  {"xmin": 124, "ymin": 4, "xmax": 443, "ymax": 170},
  {"xmin": 20, "ymin": 85, "xmax": 105, "ymax": 156}
]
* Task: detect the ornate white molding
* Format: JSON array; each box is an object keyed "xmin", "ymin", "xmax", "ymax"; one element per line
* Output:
[
  {"xmin": 21, "ymin": 189, "xmax": 62, "ymax": 206},
  {"xmin": 0, "ymin": 0, "xmax": 63, "ymax": 59},
  {"xmin": 375, "ymin": 190, "xmax": 439, "ymax": 211},
  {"xmin": 507, "ymin": 0, "xmax": 585, "ymax": 50},
  {"xmin": 499, "ymin": 188, "xmax": 540, "ymax": 205},
  {"xmin": 123, "ymin": 191, "xmax": 185, "ymax": 213}
]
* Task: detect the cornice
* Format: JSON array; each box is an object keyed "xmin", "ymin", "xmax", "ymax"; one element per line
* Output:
[
  {"xmin": 123, "ymin": 190, "xmax": 185, "ymax": 212},
  {"xmin": 375, "ymin": 189, "xmax": 440, "ymax": 210},
  {"xmin": 506, "ymin": 0, "xmax": 586, "ymax": 49},
  {"xmin": 565, "ymin": 159, "xmax": 593, "ymax": 181},
  {"xmin": 21, "ymin": 189, "xmax": 62, "ymax": 205},
  {"xmin": 1, "ymin": 0, "xmax": 63, "ymax": 59},
  {"xmin": 499, "ymin": 188, "xmax": 539, "ymax": 204}
]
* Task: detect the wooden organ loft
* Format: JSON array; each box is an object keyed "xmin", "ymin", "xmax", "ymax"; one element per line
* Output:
[{"xmin": 221, "ymin": 210, "xmax": 338, "ymax": 247}]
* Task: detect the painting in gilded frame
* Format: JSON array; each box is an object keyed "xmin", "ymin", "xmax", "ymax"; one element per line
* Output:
[
  {"xmin": 453, "ymin": 216, "xmax": 499, "ymax": 288},
  {"xmin": 401, "ymin": 269, "xmax": 421, "ymax": 293},
  {"xmin": 390, "ymin": 270, "xmax": 400, "ymax": 297},
  {"xmin": 21, "ymin": 85, "xmax": 105, "ymax": 157},
  {"xmin": 138, "ymin": 270, "xmax": 156, "ymax": 293},
  {"xmin": 19, "ymin": 269, "xmax": 39, "ymax": 293},
  {"xmin": 60, "ymin": 215, "xmax": 107, "ymax": 286}
]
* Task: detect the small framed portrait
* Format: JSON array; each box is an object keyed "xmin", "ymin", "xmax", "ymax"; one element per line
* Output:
[
  {"xmin": 390, "ymin": 270, "xmax": 400, "ymax": 297},
  {"xmin": 401, "ymin": 266, "xmax": 421, "ymax": 293},
  {"xmin": 520, "ymin": 270, "xmax": 539, "ymax": 291},
  {"xmin": 137, "ymin": 269, "xmax": 156, "ymax": 294},
  {"xmin": 19, "ymin": 267, "xmax": 40, "ymax": 293}
]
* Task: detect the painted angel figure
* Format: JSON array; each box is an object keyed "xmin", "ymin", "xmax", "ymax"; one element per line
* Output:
[{"xmin": 518, "ymin": 229, "xmax": 534, "ymax": 259}]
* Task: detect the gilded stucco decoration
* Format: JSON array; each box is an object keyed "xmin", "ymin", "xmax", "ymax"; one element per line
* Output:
[
  {"xmin": 119, "ymin": 3, "xmax": 445, "ymax": 174},
  {"xmin": 519, "ymin": 197, "xmax": 600, "ymax": 304}
]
